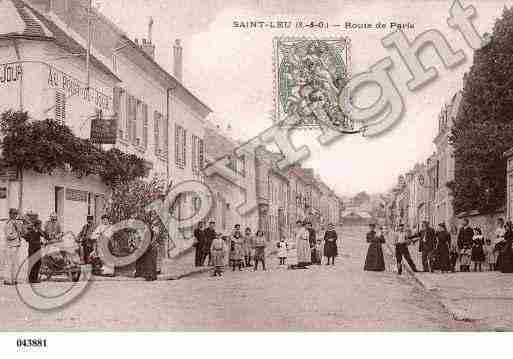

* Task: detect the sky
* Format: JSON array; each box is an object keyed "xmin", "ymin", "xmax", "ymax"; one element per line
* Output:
[{"xmin": 96, "ymin": 0, "xmax": 508, "ymax": 197}]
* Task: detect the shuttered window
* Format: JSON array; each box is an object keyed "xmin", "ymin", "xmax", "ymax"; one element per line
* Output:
[
  {"xmin": 113, "ymin": 87, "xmax": 122, "ymax": 137},
  {"xmin": 163, "ymin": 115, "xmax": 169, "ymax": 159},
  {"xmin": 191, "ymin": 135, "xmax": 204, "ymax": 174},
  {"xmin": 126, "ymin": 95, "xmax": 136, "ymax": 142},
  {"xmin": 142, "ymin": 103, "xmax": 148, "ymax": 149},
  {"xmin": 175, "ymin": 125, "xmax": 186, "ymax": 168},
  {"xmin": 154, "ymin": 111, "xmax": 160, "ymax": 156},
  {"xmin": 55, "ymin": 91, "xmax": 66, "ymax": 124}
]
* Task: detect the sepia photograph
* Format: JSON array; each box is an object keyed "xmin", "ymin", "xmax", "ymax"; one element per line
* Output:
[{"xmin": 1, "ymin": 0, "xmax": 513, "ymax": 356}]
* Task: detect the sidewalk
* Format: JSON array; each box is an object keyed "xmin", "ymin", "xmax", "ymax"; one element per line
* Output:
[
  {"xmin": 92, "ymin": 248, "xmax": 211, "ymax": 282},
  {"xmin": 384, "ymin": 239, "xmax": 513, "ymax": 329},
  {"xmin": 411, "ymin": 271, "xmax": 513, "ymax": 329}
]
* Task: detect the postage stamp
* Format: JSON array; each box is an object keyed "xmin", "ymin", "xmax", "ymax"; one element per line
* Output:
[{"xmin": 272, "ymin": 36, "xmax": 352, "ymax": 130}]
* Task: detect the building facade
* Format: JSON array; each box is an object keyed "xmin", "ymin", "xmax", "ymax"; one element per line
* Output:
[
  {"xmin": 1, "ymin": 0, "xmax": 212, "ymax": 259},
  {"xmin": 427, "ymin": 92, "xmax": 461, "ymax": 230},
  {"xmin": 204, "ymin": 126, "xmax": 258, "ymax": 233},
  {"xmin": 0, "ymin": 0, "xmax": 119, "ymax": 233}
]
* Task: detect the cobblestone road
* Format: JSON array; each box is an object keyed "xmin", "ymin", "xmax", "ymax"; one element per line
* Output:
[{"xmin": 0, "ymin": 226, "xmax": 488, "ymax": 330}]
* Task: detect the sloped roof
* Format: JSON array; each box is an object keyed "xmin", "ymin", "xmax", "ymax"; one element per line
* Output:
[
  {"xmin": 0, "ymin": 0, "xmax": 53, "ymax": 39},
  {"xmin": 0, "ymin": 0, "xmax": 119, "ymax": 81}
]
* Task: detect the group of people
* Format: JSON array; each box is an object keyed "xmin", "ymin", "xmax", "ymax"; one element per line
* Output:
[
  {"xmin": 193, "ymin": 220, "xmax": 340, "ymax": 277},
  {"xmin": 3, "ymin": 208, "xmax": 68, "ymax": 285},
  {"xmin": 363, "ymin": 217, "xmax": 513, "ymax": 274},
  {"xmin": 2, "ymin": 207, "xmax": 163, "ymax": 285}
]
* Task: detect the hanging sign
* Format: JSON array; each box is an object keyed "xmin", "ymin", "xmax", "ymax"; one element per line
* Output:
[{"xmin": 90, "ymin": 116, "xmax": 117, "ymax": 144}]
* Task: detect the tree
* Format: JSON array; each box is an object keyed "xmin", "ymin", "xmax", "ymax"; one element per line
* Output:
[
  {"xmin": 448, "ymin": 6, "xmax": 513, "ymax": 214},
  {"xmin": 105, "ymin": 177, "xmax": 170, "ymax": 256},
  {"xmin": 0, "ymin": 110, "xmax": 148, "ymax": 189},
  {"xmin": 353, "ymin": 191, "xmax": 370, "ymax": 206}
]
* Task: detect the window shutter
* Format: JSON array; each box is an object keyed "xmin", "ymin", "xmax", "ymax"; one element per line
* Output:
[
  {"xmin": 55, "ymin": 91, "xmax": 66, "ymax": 124},
  {"xmin": 154, "ymin": 111, "xmax": 160, "ymax": 155},
  {"xmin": 175, "ymin": 125, "xmax": 179, "ymax": 165},
  {"xmin": 163, "ymin": 115, "xmax": 169, "ymax": 159},
  {"xmin": 192, "ymin": 135, "xmax": 197, "ymax": 174},
  {"xmin": 199, "ymin": 138, "xmax": 204, "ymax": 171},
  {"xmin": 182, "ymin": 128, "xmax": 187, "ymax": 168},
  {"xmin": 113, "ymin": 87, "xmax": 121, "ymax": 117},
  {"xmin": 142, "ymin": 103, "xmax": 148, "ymax": 149}
]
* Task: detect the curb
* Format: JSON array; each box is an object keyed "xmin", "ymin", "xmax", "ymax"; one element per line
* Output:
[{"xmin": 383, "ymin": 241, "xmax": 475, "ymax": 322}]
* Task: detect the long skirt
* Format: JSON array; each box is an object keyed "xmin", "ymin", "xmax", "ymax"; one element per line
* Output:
[
  {"xmin": 501, "ymin": 246, "xmax": 513, "ymax": 273},
  {"xmin": 297, "ymin": 239, "xmax": 311, "ymax": 266},
  {"xmin": 324, "ymin": 240, "xmax": 338, "ymax": 258},
  {"xmin": 138, "ymin": 245, "xmax": 157, "ymax": 281},
  {"xmin": 471, "ymin": 245, "xmax": 485, "ymax": 262},
  {"xmin": 364, "ymin": 243, "xmax": 385, "ymax": 271},
  {"xmin": 287, "ymin": 246, "xmax": 298, "ymax": 267}
]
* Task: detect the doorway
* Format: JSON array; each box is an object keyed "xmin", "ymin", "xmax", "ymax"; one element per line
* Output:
[{"xmin": 54, "ymin": 186, "xmax": 64, "ymax": 224}]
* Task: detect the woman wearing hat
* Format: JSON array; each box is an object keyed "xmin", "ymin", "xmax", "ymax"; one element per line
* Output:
[{"xmin": 364, "ymin": 223, "xmax": 385, "ymax": 271}]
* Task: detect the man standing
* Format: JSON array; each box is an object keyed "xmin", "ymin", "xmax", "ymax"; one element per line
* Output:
[
  {"xmin": 202, "ymin": 221, "xmax": 217, "ymax": 266},
  {"xmin": 193, "ymin": 222, "xmax": 205, "ymax": 267},
  {"xmin": 410, "ymin": 221, "xmax": 436, "ymax": 272},
  {"xmin": 457, "ymin": 218, "xmax": 474, "ymax": 272},
  {"xmin": 393, "ymin": 223, "xmax": 419, "ymax": 275},
  {"xmin": 3, "ymin": 208, "xmax": 22, "ymax": 285},
  {"xmin": 78, "ymin": 215, "xmax": 96, "ymax": 264}
]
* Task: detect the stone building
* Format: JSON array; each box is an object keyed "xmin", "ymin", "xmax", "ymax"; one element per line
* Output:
[
  {"xmin": 204, "ymin": 126, "xmax": 258, "ymax": 234},
  {"xmin": 0, "ymin": 0, "xmax": 120, "ymax": 232},
  {"xmin": 426, "ymin": 92, "xmax": 461, "ymax": 231},
  {"xmin": 1, "ymin": 0, "xmax": 212, "ymax": 259},
  {"xmin": 255, "ymin": 147, "xmax": 289, "ymax": 242}
]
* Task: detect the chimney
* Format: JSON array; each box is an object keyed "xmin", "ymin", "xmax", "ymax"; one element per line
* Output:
[
  {"xmin": 140, "ymin": 18, "xmax": 156, "ymax": 59},
  {"xmin": 173, "ymin": 39, "xmax": 183, "ymax": 82}
]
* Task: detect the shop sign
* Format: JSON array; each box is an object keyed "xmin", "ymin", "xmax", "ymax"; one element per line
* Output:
[
  {"xmin": 90, "ymin": 116, "xmax": 117, "ymax": 144},
  {"xmin": 48, "ymin": 67, "xmax": 111, "ymax": 111},
  {"xmin": 0, "ymin": 63, "xmax": 22, "ymax": 86},
  {"xmin": 65, "ymin": 188, "xmax": 88, "ymax": 202}
]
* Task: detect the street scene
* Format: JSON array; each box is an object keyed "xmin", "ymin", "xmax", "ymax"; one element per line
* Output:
[
  {"xmin": 1, "ymin": 0, "xmax": 513, "ymax": 335},
  {"xmin": 0, "ymin": 226, "xmax": 487, "ymax": 331}
]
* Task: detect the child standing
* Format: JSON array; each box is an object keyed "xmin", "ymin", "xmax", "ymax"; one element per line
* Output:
[
  {"xmin": 253, "ymin": 230, "xmax": 267, "ymax": 271},
  {"xmin": 483, "ymin": 238, "xmax": 496, "ymax": 271},
  {"xmin": 210, "ymin": 234, "xmax": 225, "ymax": 277},
  {"xmin": 229, "ymin": 231, "xmax": 244, "ymax": 271},
  {"xmin": 471, "ymin": 227, "xmax": 485, "ymax": 272},
  {"xmin": 315, "ymin": 238, "xmax": 323, "ymax": 265},
  {"xmin": 277, "ymin": 237, "xmax": 288, "ymax": 265}
]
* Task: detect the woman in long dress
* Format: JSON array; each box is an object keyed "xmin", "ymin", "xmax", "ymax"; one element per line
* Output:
[
  {"xmin": 295, "ymin": 220, "xmax": 311, "ymax": 268},
  {"xmin": 500, "ymin": 221, "xmax": 513, "ymax": 273},
  {"xmin": 323, "ymin": 223, "xmax": 338, "ymax": 265},
  {"xmin": 138, "ymin": 223, "xmax": 159, "ymax": 281},
  {"xmin": 434, "ymin": 223, "xmax": 451, "ymax": 273},
  {"xmin": 364, "ymin": 224, "xmax": 385, "ymax": 271}
]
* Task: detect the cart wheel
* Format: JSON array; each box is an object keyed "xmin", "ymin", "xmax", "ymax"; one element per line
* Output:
[{"xmin": 69, "ymin": 270, "xmax": 81, "ymax": 282}]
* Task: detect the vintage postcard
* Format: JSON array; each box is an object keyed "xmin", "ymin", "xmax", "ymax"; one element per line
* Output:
[{"xmin": 1, "ymin": 0, "xmax": 513, "ymax": 356}]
